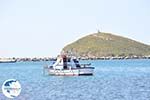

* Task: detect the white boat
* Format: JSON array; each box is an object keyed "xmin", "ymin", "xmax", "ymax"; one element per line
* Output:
[
  {"xmin": 0, "ymin": 58, "xmax": 16, "ymax": 63},
  {"xmin": 44, "ymin": 55, "xmax": 94, "ymax": 76}
]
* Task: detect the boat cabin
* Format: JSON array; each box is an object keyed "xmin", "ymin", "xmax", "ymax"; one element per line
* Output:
[{"xmin": 52, "ymin": 55, "xmax": 81, "ymax": 70}]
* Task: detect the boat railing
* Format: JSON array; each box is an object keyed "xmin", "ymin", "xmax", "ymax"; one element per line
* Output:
[
  {"xmin": 43, "ymin": 63, "xmax": 91, "ymax": 73},
  {"xmin": 80, "ymin": 63, "xmax": 91, "ymax": 67},
  {"xmin": 52, "ymin": 63, "xmax": 91, "ymax": 67}
]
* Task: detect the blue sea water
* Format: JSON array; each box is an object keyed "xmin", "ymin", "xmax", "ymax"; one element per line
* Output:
[{"xmin": 0, "ymin": 59, "xmax": 150, "ymax": 100}]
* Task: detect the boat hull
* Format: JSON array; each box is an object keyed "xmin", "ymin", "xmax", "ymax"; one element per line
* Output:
[
  {"xmin": 0, "ymin": 60, "xmax": 16, "ymax": 63},
  {"xmin": 48, "ymin": 67, "xmax": 94, "ymax": 76}
]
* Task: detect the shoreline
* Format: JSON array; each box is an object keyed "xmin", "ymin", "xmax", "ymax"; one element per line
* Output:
[
  {"xmin": 78, "ymin": 55, "xmax": 150, "ymax": 60},
  {"xmin": 0, "ymin": 56, "xmax": 150, "ymax": 62},
  {"xmin": 79, "ymin": 56, "xmax": 150, "ymax": 60}
]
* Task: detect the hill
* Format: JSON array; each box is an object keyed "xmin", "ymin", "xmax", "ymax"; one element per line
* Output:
[{"xmin": 62, "ymin": 32, "xmax": 150, "ymax": 59}]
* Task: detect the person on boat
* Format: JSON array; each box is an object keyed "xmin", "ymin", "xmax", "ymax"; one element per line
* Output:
[
  {"xmin": 62, "ymin": 55, "xmax": 67, "ymax": 69},
  {"xmin": 73, "ymin": 57, "xmax": 81, "ymax": 68}
]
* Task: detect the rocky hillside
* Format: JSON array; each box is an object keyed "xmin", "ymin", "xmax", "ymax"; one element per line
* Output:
[{"xmin": 62, "ymin": 32, "xmax": 150, "ymax": 58}]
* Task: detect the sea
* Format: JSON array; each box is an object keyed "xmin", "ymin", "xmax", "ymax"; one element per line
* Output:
[{"xmin": 0, "ymin": 59, "xmax": 150, "ymax": 100}]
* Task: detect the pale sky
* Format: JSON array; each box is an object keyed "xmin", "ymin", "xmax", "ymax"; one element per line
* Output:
[{"xmin": 0, "ymin": 0, "xmax": 150, "ymax": 57}]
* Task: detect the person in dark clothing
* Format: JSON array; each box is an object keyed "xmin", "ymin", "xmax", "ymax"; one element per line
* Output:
[
  {"xmin": 62, "ymin": 55, "xmax": 67, "ymax": 69},
  {"xmin": 73, "ymin": 59, "xmax": 81, "ymax": 68}
]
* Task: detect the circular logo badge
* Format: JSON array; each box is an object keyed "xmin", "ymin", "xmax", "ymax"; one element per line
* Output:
[{"xmin": 2, "ymin": 79, "xmax": 21, "ymax": 98}]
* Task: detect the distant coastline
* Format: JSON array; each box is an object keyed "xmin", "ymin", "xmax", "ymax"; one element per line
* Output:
[
  {"xmin": 0, "ymin": 57, "xmax": 56, "ymax": 63},
  {"xmin": 1, "ymin": 32, "xmax": 150, "ymax": 62},
  {"xmin": 0, "ymin": 55, "xmax": 150, "ymax": 63},
  {"xmin": 77, "ymin": 55, "xmax": 150, "ymax": 60}
]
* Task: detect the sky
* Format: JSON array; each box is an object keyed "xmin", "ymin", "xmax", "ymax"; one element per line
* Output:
[{"xmin": 0, "ymin": 0, "xmax": 150, "ymax": 57}]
